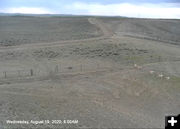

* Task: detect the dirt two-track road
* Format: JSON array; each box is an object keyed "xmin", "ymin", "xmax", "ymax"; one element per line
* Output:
[{"xmin": 0, "ymin": 16, "xmax": 180, "ymax": 129}]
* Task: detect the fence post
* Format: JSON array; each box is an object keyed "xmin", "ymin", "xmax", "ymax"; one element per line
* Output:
[
  {"xmin": 80, "ymin": 64, "xmax": 82, "ymax": 72},
  {"xmin": 3, "ymin": 71, "xmax": 7, "ymax": 78},
  {"xmin": 158, "ymin": 56, "xmax": 161, "ymax": 62},
  {"xmin": 150, "ymin": 56, "xmax": 153, "ymax": 63},
  {"xmin": 55, "ymin": 65, "xmax": 58, "ymax": 73},
  {"xmin": 59, "ymin": 64, "xmax": 61, "ymax": 73},
  {"xmin": 30, "ymin": 69, "xmax": 33, "ymax": 76},
  {"xmin": 97, "ymin": 63, "xmax": 99, "ymax": 69},
  {"xmin": 18, "ymin": 70, "xmax": 21, "ymax": 77}
]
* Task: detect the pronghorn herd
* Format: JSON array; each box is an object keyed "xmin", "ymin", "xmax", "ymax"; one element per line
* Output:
[{"xmin": 134, "ymin": 64, "xmax": 170, "ymax": 80}]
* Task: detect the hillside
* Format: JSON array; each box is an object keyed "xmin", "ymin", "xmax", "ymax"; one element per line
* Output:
[{"xmin": 0, "ymin": 16, "xmax": 180, "ymax": 128}]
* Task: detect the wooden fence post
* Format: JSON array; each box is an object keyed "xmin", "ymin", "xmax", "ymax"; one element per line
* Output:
[
  {"xmin": 3, "ymin": 71, "xmax": 7, "ymax": 78},
  {"xmin": 150, "ymin": 56, "xmax": 153, "ymax": 63},
  {"xmin": 18, "ymin": 70, "xmax": 21, "ymax": 77},
  {"xmin": 55, "ymin": 65, "xmax": 58, "ymax": 73},
  {"xmin": 97, "ymin": 63, "xmax": 99, "ymax": 69},
  {"xmin": 30, "ymin": 69, "xmax": 33, "ymax": 76},
  {"xmin": 80, "ymin": 64, "xmax": 82, "ymax": 72},
  {"xmin": 158, "ymin": 56, "xmax": 161, "ymax": 62}
]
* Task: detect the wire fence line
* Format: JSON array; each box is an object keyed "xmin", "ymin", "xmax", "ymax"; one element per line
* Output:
[
  {"xmin": 0, "ymin": 63, "xmax": 112, "ymax": 79},
  {"xmin": 1, "ymin": 69, "xmax": 34, "ymax": 79},
  {"xmin": 1, "ymin": 58, "xmax": 179, "ymax": 80}
]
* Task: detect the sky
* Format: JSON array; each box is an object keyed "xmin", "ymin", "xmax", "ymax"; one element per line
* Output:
[{"xmin": 0, "ymin": 0, "xmax": 180, "ymax": 19}]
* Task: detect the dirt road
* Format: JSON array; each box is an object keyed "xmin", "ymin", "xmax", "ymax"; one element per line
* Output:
[{"xmin": 0, "ymin": 18, "xmax": 112, "ymax": 52}]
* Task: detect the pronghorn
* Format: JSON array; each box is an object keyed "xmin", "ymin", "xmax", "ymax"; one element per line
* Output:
[
  {"xmin": 134, "ymin": 64, "xmax": 142, "ymax": 69},
  {"xmin": 165, "ymin": 76, "xmax": 170, "ymax": 80},
  {"xmin": 158, "ymin": 73, "xmax": 164, "ymax": 78},
  {"xmin": 149, "ymin": 70, "xmax": 155, "ymax": 74},
  {"xmin": 134, "ymin": 64, "xmax": 137, "ymax": 68},
  {"xmin": 137, "ymin": 66, "xmax": 142, "ymax": 69}
]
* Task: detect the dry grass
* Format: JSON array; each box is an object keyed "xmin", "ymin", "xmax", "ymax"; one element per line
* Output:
[{"xmin": 0, "ymin": 16, "xmax": 180, "ymax": 128}]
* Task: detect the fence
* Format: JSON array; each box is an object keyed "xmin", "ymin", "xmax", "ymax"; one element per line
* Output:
[
  {"xmin": 1, "ymin": 58, "xmax": 179, "ymax": 80},
  {"xmin": 0, "ymin": 62, "xmax": 112, "ymax": 80},
  {"xmin": 1, "ymin": 69, "xmax": 34, "ymax": 79}
]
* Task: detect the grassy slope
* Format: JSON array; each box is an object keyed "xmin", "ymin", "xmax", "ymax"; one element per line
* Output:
[
  {"xmin": 0, "ymin": 16, "xmax": 102, "ymax": 46},
  {"xmin": 100, "ymin": 17, "xmax": 180, "ymax": 44},
  {"xmin": 0, "ymin": 16, "xmax": 180, "ymax": 128}
]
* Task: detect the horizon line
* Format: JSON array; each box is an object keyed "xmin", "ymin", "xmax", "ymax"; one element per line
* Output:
[{"xmin": 0, "ymin": 12, "xmax": 180, "ymax": 20}]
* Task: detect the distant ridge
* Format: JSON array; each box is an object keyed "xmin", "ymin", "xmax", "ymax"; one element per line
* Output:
[
  {"xmin": 0, "ymin": 13, "xmax": 75, "ymax": 17},
  {"xmin": 0, "ymin": 13, "xmax": 127, "ymax": 18}
]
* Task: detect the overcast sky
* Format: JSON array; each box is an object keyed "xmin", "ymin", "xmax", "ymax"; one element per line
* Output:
[{"xmin": 0, "ymin": 0, "xmax": 180, "ymax": 18}]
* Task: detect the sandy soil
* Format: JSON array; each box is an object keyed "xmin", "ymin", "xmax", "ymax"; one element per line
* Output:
[{"xmin": 0, "ymin": 16, "xmax": 180, "ymax": 128}]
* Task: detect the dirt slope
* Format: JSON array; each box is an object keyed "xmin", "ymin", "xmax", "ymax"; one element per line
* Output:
[
  {"xmin": 100, "ymin": 17, "xmax": 180, "ymax": 45},
  {"xmin": 0, "ymin": 16, "xmax": 180, "ymax": 128}
]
